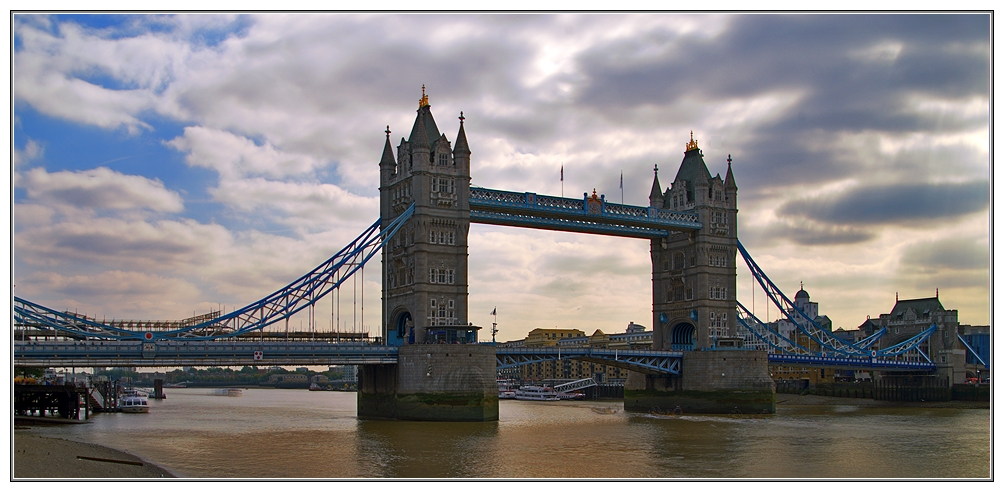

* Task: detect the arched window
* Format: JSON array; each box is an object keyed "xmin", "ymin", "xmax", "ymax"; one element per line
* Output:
[{"xmin": 674, "ymin": 252, "xmax": 684, "ymax": 270}]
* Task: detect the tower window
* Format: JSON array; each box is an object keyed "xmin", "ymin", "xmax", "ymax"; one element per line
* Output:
[{"xmin": 439, "ymin": 153, "xmax": 448, "ymax": 166}]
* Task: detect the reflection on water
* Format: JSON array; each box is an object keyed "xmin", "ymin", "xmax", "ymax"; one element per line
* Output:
[{"xmin": 31, "ymin": 388, "xmax": 990, "ymax": 478}]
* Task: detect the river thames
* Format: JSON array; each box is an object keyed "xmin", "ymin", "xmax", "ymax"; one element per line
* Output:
[{"xmin": 27, "ymin": 388, "xmax": 990, "ymax": 479}]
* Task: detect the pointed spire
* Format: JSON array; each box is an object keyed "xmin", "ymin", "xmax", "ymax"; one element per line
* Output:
[
  {"xmin": 649, "ymin": 164, "xmax": 663, "ymax": 208},
  {"xmin": 380, "ymin": 126, "xmax": 395, "ymax": 167},
  {"xmin": 410, "ymin": 106, "xmax": 430, "ymax": 151},
  {"xmin": 454, "ymin": 111, "xmax": 470, "ymax": 156},
  {"xmin": 725, "ymin": 153, "xmax": 737, "ymax": 190}
]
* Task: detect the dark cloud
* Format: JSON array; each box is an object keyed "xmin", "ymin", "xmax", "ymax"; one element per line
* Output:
[
  {"xmin": 778, "ymin": 180, "xmax": 988, "ymax": 226},
  {"xmin": 740, "ymin": 220, "xmax": 875, "ymax": 247},
  {"xmin": 900, "ymin": 238, "xmax": 988, "ymax": 272}
]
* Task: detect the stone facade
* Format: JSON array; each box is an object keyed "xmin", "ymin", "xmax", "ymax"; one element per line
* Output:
[
  {"xmin": 358, "ymin": 344, "xmax": 498, "ymax": 421},
  {"xmin": 650, "ymin": 136, "xmax": 738, "ymax": 351},
  {"xmin": 379, "ymin": 88, "xmax": 473, "ymax": 346},
  {"xmin": 624, "ymin": 350, "xmax": 775, "ymax": 414}
]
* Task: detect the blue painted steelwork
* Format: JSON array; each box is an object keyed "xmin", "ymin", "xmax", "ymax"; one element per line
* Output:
[
  {"xmin": 735, "ymin": 300, "xmax": 812, "ymax": 355},
  {"xmin": 13, "ymin": 340, "xmax": 398, "ymax": 367},
  {"xmin": 854, "ymin": 328, "xmax": 887, "ymax": 349},
  {"xmin": 737, "ymin": 242, "xmax": 936, "ymax": 364},
  {"xmin": 737, "ymin": 240, "xmax": 869, "ymax": 357},
  {"xmin": 958, "ymin": 333, "xmax": 990, "ymax": 368},
  {"xmin": 496, "ymin": 347, "xmax": 682, "ymax": 375},
  {"xmin": 469, "ymin": 187, "xmax": 701, "ymax": 238},
  {"xmin": 14, "ymin": 204, "xmax": 416, "ymax": 341},
  {"xmin": 768, "ymin": 354, "xmax": 935, "ymax": 371}
]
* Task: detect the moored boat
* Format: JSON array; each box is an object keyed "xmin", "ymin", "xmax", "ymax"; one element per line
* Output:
[
  {"xmin": 211, "ymin": 388, "xmax": 243, "ymax": 397},
  {"xmin": 515, "ymin": 385, "xmax": 560, "ymax": 401},
  {"xmin": 119, "ymin": 395, "xmax": 149, "ymax": 413}
]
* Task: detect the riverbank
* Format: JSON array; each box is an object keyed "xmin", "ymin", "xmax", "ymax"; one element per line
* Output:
[
  {"xmin": 775, "ymin": 393, "xmax": 990, "ymax": 409},
  {"xmin": 13, "ymin": 428, "xmax": 175, "ymax": 479}
]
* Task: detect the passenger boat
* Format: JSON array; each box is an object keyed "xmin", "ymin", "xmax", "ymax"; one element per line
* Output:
[
  {"xmin": 119, "ymin": 394, "xmax": 149, "ymax": 413},
  {"xmin": 557, "ymin": 391, "xmax": 585, "ymax": 400},
  {"xmin": 497, "ymin": 380, "xmax": 517, "ymax": 399},
  {"xmin": 211, "ymin": 388, "xmax": 243, "ymax": 397},
  {"xmin": 514, "ymin": 385, "xmax": 560, "ymax": 401}
]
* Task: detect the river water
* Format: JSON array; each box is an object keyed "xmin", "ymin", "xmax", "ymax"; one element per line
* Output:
[{"xmin": 33, "ymin": 388, "xmax": 990, "ymax": 478}]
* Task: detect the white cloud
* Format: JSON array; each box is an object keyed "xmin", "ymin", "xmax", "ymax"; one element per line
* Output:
[
  {"xmin": 19, "ymin": 166, "xmax": 184, "ymax": 213},
  {"xmin": 166, "ymin": 126, "xmax": 327, "ymax": 179}
]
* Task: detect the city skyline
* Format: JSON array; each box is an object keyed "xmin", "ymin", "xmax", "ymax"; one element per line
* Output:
[{"xmin": 11, "ymin": 13, "xmax": 990, "ymax": 342}]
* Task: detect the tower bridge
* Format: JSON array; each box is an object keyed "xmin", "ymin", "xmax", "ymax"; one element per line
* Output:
[{"xmin": 15, "ymin": 88, "xmax": 961, "ymax": 420}]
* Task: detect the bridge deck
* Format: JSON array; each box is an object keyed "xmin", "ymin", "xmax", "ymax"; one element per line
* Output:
[{"xmin": 470, "ymin": 187, "xmax": 701, "ymax": 238}]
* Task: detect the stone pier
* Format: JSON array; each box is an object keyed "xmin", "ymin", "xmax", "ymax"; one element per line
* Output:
[
  {"xmin": 357, "ymin": 344, "xmax": 498, "ymax": 421},
  {"xmin": 624, "ymin": 350, "xmax": 776, "ymax": 414}
]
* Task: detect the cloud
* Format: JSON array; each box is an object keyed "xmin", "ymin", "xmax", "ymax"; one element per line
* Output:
[
  {"xmin": 19, "ymin": 166, "xmax": 184, "ymax": 213},
  {"xmin": 778, "ymin": 180, "xmax": 988, "ymax": 226},
  {"xmin": 900, "ymin": 237, "xmax": 989, "ymax": 273},
  {"xmin": 166, "ymin": 126, "xmax": 327, "ymax": 179},
  {"xmin": 13, "ymin": 139, "xmax": 44, "ymax": 169}
]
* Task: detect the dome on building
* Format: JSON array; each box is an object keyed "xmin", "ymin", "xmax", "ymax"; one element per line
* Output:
[{"xmin": 794, "ymin": 282, "xmax": 809, "ymax": 301}]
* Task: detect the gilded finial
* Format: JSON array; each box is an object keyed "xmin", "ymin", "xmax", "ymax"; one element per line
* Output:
[
  {"xmin": 686, "ymin": 131, "xmax": 699, "ymax": 152},
  {"xmin": 459, "ymin": 111, "xmax": 465, "ymax": 123},
  {"xmin": 419, "ymin": 85, "xmax": 430, "ymax": 108},
  {"xmin": 592, "ymin": 188, "xmax": 599, "ymax": 199},
  {"xmin": 727, "ymin": 154, "xmax": 732, "ymax": 166},
  {"xmin": 385, "ymin": 125, "xmax": 391, "ymax": 137}
]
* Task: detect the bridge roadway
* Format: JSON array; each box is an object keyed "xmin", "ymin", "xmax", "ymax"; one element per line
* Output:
[{"xmin": 14, "ymin": 341, "xmax": 934, "ymax": 371}]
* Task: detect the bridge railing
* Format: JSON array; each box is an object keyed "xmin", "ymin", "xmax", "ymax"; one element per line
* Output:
[{"xmin": 469, "ymin": 187, "xmax": 702, "ymax": 235}]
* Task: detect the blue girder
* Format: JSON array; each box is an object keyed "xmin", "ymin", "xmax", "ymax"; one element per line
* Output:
[
  {"xmin": 737, "ymin": 240, "xmax": 868, "ymax": 357},
  {"xmin": 13, "ymin": 340, "xmax": 399, "ymax": 367},
  {"xmin": 957, "ymin": 334, "xmax": 989, "ymax": 368},
  {"xmin": 469, "ymin": 187, "xmax": 701, "ymax": 238},
  {"xmin": 496, "ymin": 347, "xmax": 682, "ymax": 375},
  {"xmin": 14, "ymin": 204, "xmax": 416, "ymax": 341},
  {"xmin": 768, "ymin": 354, "xmax": 935, "ymax": 371},
  {"xmin": 735, "ymin": 301, "xmax": 812, "ymax": 355},
  {"xmin": 854, "ymin": 327, "xmax": 886, "ymax": 349}
]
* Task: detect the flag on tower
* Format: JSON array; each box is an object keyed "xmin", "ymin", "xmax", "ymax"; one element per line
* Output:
[
  {"xmin": 490, "ymin": 307, "xmax": 497, "ymax": 316},
  {"xmin": 560, "ymin": 165, "xmax": 563, "ymax": 182},
  {"xmin": 619, "ymin": 172, "xmax": 623, "ymax": 190}
]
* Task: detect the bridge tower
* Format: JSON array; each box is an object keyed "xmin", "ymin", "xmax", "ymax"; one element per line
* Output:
[
  {"xmin": 627, "ymin": 134, "xmax": 774, "ymax": 414},
  {"xmin": 379, "ymin": 86, "xmax": 474, "ymax": 346},
  {"xmin": 650, "ymin": 134, "xmax": 738, "ymax": 351},
  {"xmin": 363, "ymin": 88, "xmax": 497, "ymax": 421}
]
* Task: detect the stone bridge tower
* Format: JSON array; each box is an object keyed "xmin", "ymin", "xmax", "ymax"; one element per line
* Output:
[
  {"xmin": 379, "ymin": 87, "xmax": 474, "ymax": 346},
  {"xmin": 649, "ymin": 133, "xmax": 738, "ymax": 351},
  {"xmin": 364, "ymin": 89, "xmax": 496, "ymax": 421}
]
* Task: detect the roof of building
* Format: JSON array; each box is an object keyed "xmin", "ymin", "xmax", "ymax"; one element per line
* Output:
[
  {"xmin": 888, "ymin": 297, "xmax": 945, "ymax": 317},
  {"xmin": 672, "ymin": 147, "xmax": 713, "ymax": 202},
  {"xmin": 409, "ymin": 104, "xmax": 442, "ymax": 150}
]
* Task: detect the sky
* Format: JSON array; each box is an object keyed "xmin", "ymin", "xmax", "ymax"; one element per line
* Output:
[{"xmin": 10, "ymin": 13, "xmax": 992, "ymax": 343}]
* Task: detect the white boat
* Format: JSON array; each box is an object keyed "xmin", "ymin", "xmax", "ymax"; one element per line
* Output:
[
  {"xmin": 498, "ymin": 380, "xmax": 517, "ymax": 399},
  {"xmin": 119, "ymin": 395, "xmax": 149, "ymax": 413},
  {"xmin": 211, "ymin": 388, "xmax": 243, "ymax": 397},
  {"xmin": 557, "ymin": 391, "xmax": 585, "ymax": 400},
  {"xmin": 515, "ymin": 385, "xmax": 560, "ymax": 401}
]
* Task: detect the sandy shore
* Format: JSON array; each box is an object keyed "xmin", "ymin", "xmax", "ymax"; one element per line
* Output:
[{"xmin": 14, "ymin": 426, "xmax": 175, "ymax": 479}]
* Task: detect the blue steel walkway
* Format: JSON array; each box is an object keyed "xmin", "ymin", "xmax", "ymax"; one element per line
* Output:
[{"xmin": 469, "ymin": 187, "xmax": 701, "ymax": 238}]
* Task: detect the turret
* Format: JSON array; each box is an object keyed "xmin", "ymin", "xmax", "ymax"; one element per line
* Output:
[
  {"xmin": 454, "ymin": 111, "xmax": 471, "ymax": 174},
  {"xmin": 379, "ymin": 126, "xmax": 396, "ymax": 184},
  {"xmin": 648, "ymin": 164, "xmax": 663, "ymax": 208}
]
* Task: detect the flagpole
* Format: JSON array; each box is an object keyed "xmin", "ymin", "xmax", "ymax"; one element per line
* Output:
[
  {"xmin": 560, "ymin": 164, "xmax": 564, "ymax": 198},
  {"xmin": 620, "ymin": 171, "xmax": 624, "ymax": 204},
  {"xmin": 491, "ymin": 307, "xmax": 498, "ymax": 343}
]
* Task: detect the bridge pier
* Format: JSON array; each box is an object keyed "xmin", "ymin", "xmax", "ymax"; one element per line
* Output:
[
  {"xmin": 624, "ymin": 350, "xmax": 775, "ymax": 414},
  {"xmin": 357, "ymin": 344, "xmax": 498, "ymax": 421}
]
